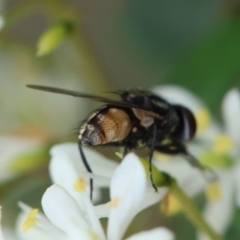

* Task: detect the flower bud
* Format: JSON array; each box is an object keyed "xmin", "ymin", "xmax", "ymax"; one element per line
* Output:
[{"xmin": 37, "ymin": 21, "xmax": 74, "ymax": 56}]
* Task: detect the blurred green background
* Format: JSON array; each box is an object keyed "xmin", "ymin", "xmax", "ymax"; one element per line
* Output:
[{"xmin": 1, "ymin": 0, "xmax": 240, "ymax": 239}]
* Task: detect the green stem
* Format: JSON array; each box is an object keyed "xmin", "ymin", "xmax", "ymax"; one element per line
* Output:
[{"xmin": 169, "ymin": 180, "xmax": 224, "ymax": 240}]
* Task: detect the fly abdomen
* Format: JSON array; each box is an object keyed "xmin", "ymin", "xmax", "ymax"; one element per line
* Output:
[{"xmin": 79, "ymin": 108, "xmax": 132, "ymax": 146}]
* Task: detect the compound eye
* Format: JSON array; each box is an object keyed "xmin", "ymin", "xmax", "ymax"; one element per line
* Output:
[{"xmin": 175, "ymin": 106, "xmax": 197, "ymax": 140}]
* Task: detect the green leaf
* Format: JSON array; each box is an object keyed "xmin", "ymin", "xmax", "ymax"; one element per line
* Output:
[
  {"xmin": 37, "ymin": 21, "xmax": 74, "ymax": 56},
  {"xmin": 167, "ymin": 19, "xmax": 240, "ymax": 110}
]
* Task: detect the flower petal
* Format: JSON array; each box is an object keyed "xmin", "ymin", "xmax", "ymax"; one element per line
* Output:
[
  {"xmin": 0, "ymin": 135, "xmax": 42, "ymax": 182},
  {"xmin": 221, "ymin": 88, "xmax": 240, "ymax": 147},
  {"xmin": 49, "ymin": 143, "xmax": 115, "ymax": 202},
  {"xmin": 94, "ymin": 203, "xmax": 110, "ymax": 219},
  {"xmin": 154, "ymin": 157, "xmax": 206, "ymax": 197},
  {"xmin": 152, "ymin": 85, "xmax": 202, "ymax": 112},
  {"xmin": 17, "ymin": 202, "xmax": 66, "ymax": 240},
  {"xmin": 125, "ymin": 227, "xmax": 175, "ymax": 240},
  {"xmin": 94, "ymin": 186, "xmax": 167, "ymax": 221},
  {"xmin": 233, "ymin": 162, "xmax": 240, "ymax": 207},
  {"xmin": 2, "ymin": 227, "xmax": 16, "ymax": 240},
  {"xmin": 197, "ymin": 170, "xmax": 234, "ymax": 240},
  {"xmin": 138, "ymin": 186, "xmax": 168, "ymax": 213},
  {"xmin": 50, "ymin": 143, "xmax": 117, "ymax": 181},
  {"xmin": 107, "ymin": 153, "xmax": 148, "ymax": 240},
  {"xmin": 41, "ymin": 185, "xmax": 105, "ymax": 240}
]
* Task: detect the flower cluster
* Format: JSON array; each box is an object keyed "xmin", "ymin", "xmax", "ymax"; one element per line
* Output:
[
  {"xmin": 153, "ymin": 85, "xmax": 240, "ymax": 239},
  {"xmin": 0, "ymin": 85, "xmax": 239, "ymax": 240},
  {"xmin": 16, "ymin": 144, "xmax": 173, "ymax": 240}
]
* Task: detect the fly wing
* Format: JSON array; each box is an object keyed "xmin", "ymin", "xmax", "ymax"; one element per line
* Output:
[{"xmin": 26, "ymin": 85, "xmax": 149, "ymax": 109}]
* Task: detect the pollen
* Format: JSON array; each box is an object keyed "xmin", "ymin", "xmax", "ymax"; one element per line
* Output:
[
  {"xmin": 160, "ymin": 194, "xmax": 182, "ymax": 215},
  {"xmin": 74, "ymin": 178, "xmax": 87, "ymax": 192},
  {"xmin": 110, "ymin": 196, "xmax": 121, "ymax": 208},
  {"xmin": 89, "ymin": 231, "xmax": 99, "ymax": 240},
  {"xmin": 21, "ymin": 209, "xmax": 39, "ymax": 232},
  {"xmin": 205, "ymin": 181, "xmax": 221, "ymax": 202},
  {"xmin": 195, "ymin": 108, "xmax": 211, "ymax": 133},
  {"xmin": 213, "ymin": 134, "xmax": 233, "ymax": 154}
]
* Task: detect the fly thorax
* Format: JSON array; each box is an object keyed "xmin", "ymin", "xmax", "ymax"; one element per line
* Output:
[{"xmin": 132, "ymin": 108, "xmax": 163, "ymax": 128}]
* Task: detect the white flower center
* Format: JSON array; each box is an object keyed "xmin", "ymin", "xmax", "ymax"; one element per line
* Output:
[
  {"xmin": 88, "ymin": 231, "xmax": 100, "ymax": 240},
  {"xmin": 213, "ymin": 134, "xmax": 233, "ymax": 154},
  {"xmin": 74, "ymin": 178, "xmax": 87, "ymax": 192},
  {"xmin": 195, "ymin": 108, "xmax": 211, "ymax": 133},
  {"xmin": 160, "ymin": 194, "xmax": 182, "ymax": 215},
  {"xmin": 205, "ymin": 181, "xmax": 221, "ymax": 202},
  {"xmin": 110, "ymin": 197, "xmax": 121, "ymax": 208},
  {"xmin": 21, "ymin": 209, "xmax": 38, "ymax": 232}
]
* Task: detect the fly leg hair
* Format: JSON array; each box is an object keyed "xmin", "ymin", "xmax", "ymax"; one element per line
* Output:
[
  {"xmin": 78, "ymin": 142, "xmax": 94, "ymax": 200},
  {"xmin": 155, "ymin": 140, "xmax": 217, "ymax": 182},
  {"xmin": 149, "ymin": 123, "xmax": 158, "ymax": 192}
]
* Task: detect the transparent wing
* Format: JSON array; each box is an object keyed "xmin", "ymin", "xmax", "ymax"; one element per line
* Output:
[{"xmin": 27, "ymin": 85, "xmax": 142, "ymax": 109}]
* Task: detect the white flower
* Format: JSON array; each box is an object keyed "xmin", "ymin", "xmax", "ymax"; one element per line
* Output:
[
  {"xmin": 153, "ymin": 85, "xmax": 240, "ymax": 239},
  {"xmin": 0, "ymin": 135, "xmax": 45, "ymax": 184},
  {"xmin": 49, "ymin": 143, "xmax": 118, "ymax": 202},
  {"xmin": 197, "ymin": 88, "xmax": 240, "ymax": 240},
  {"xmin": 152, "ymin": 85, "xmax": 213, "ymax": 200},
  {"xmin": 17, "ymin": 152, "xmax": 172, "ymax": 240}
]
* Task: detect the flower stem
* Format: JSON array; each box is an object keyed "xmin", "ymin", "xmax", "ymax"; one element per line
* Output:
[{"xmin": 169, "ymin": 179, "xmax": 224, "ymax": 240}]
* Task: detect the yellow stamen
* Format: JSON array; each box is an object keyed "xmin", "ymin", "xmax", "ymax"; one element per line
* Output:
[
  {"xmin": 213, "ymin": 134, "xmax": 233, "ymax": 154},
  {"xmin": 160, "ymin": 194, "xmax": 182, "ymax": 215},
  {"xmin": 74, "ymin": 178, "xmax": 87, "ymax": 192},
  {"xmin": 21, "ymin": 209, "xmax": 39, "ymax": 232},
  {"xmin": 110, "ymin": 197, "xmax": 120, "ymax": 208},
  {"xmin": 205, "ymin": 181, "xmax": 221, "ymax": 202},
  {"xmin": 195, "ymin": 108, "xmax": 211, "ymax": 133},
  {"xmin": 89, "ymin": 231, "xmax": 99, "ymax": 240}
]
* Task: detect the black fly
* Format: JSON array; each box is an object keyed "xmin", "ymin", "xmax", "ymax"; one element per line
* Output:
[{"xmin": 27, "ymin": 85, "xmax": 212, "ymax": 199}]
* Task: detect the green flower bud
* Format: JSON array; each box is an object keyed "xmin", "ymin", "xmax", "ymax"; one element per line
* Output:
[{"xmin": 37, "ymin": 21, "xmax": 74, "ymax": 56}]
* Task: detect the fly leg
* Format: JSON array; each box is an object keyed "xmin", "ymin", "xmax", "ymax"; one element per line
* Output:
[
  {"xmin": 78, "ymin": 142, "xmax": 94, "ymax": 200},
  {"xmin": 155, "ymin": 140, "xmax": 217, "ymax": 181},
  {"xmin": 123, "ymin": 145, "xmax": 128, "ymax": 157},
  {"xmin": 149, "ymin": 123, "xmax": 158, "ymax": 192},
  {"xmin": 155, "ymin": 140, "xmax": 204, "ymax": 169}
]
